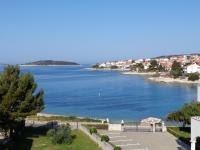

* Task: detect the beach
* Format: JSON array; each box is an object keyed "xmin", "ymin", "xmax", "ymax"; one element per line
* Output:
[
  {"xmin": 122, "ymin": 71, "xmax": 200, "ymax": 84},
  {"xmin": 148, "ymin": 76, "xmax": 200, "ymax": 84},
  {"xmin": 122, "ymin": 71, "xmax": 156, "ymax": 76}
]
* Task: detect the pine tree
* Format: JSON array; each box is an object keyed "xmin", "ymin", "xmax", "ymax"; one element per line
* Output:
[
  {"xmin": 170, "ymin": 61, "xmax": 183, "ymax": 78},
  {"xmin": 0, "ymin": 65, "xmax": 44, "ymax": 137}
]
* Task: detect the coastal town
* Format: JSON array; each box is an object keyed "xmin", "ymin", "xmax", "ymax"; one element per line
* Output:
[
  {"xmin": 94, "ymin": 54, "xmax": 200, "ymax": 73},
  {"xmin": 93, "ymin": 54, "xmax": 200, "ymax": 83}
]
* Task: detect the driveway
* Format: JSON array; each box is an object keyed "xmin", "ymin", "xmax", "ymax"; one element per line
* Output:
[{"xmin": 98, "ymin": 130, "xmax": 190, "ymax": 150}]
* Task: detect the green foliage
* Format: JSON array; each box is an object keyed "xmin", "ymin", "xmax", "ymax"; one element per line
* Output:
[
  {"xmin": 166, "ymin": 102, "xmax": 200, "ymax": 126},
  {"xmin": 47, "ymin": 125, "xmax": 73, "ymax": 145},
  {"xmin": 27, "ymin": 115, "xmax": 101, "ymax": 122},
  {"xmin": 170, "ymin": 61, "xmax": 183, "ymax": 78},
  {"xmin": 89, "ymin": 127, "xmax": 97, "ymax": 135},
  {"xmin": 188, "ymin": 73, "xmax": 199, "ymax": 81},
  {"xmin": 92, "ymin": 64, "xmax": 100, "ymax": 68},
  {"xmin": 114, "ymin": 146, "xmax": 122, "ymax": 150},
  {"xmin": 101, "ymin": 135, "xmax": 109, "ymax": 142},
  {"xmin": 148, "ymin": 60, "xmax": 159, "ymax": 71},
  {"xmin": 130, "ymin": 63, "xmax": 144, "ymax": 72},
  {"xmin": 0, "ymin": 65, "xmax": 44, "ymax": 137},
  {"xmin": 167, "ymin": 127, "xmax": 190, "ymax": 145},
  {"xmin": 85, "ymin": 124, "xmax": 108, "ymax": 130},
  {"xmin": 5, "ymin": 127, "xmax": 101, "ymax": 150},
  {"xmin": 158, "ymin": 64, "xmax": 166, "ymax": 72},
  {"xmin": 148, "ymin": 60, "xmax": 165, "ymax": 72},
  {"xmin": 47, "ymin": 128, "xmax": 56, "ymax": 137},
  {"xmin": 110, "ymin": 65, "xmax": 118, "ymax": 69}
]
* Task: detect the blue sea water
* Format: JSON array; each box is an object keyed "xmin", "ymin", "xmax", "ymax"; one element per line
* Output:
[{"xmin": 0, "ymin": 65, "xmax": 197, "ymax": 121}]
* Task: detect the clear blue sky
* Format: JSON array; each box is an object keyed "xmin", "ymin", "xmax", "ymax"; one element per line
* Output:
[{"xmin": 0, "ymin": 0, "xmax": 200, "ymax": 64}]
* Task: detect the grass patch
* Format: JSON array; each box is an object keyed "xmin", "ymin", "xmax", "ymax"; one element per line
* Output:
[
  {"xmin": 7, "ymin": 127, "xmax": 101, "ymax": 150},
  {"xmin": 27, "ymin": 115, "xmax": 101, "ymax": 123},
  {"xmin": 167, "ymin": 126, "xmax": 200, "ymax": 149},
  {"xmin": 167, "ymin": 127, "xmax": 190, "ymax": 145}
]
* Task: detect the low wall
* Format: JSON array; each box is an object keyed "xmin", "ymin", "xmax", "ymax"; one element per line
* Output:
[
  {"xmin": 79, "ymin": 125, "xmax": 113, "ymax": 150},
  {"xmin": 108, "ymin": 124, "xmax": 122, "ymax": 131}
]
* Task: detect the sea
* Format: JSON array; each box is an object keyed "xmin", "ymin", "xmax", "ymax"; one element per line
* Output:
[{"xmin": 0, "ymin": 65, "xmax": 197, "ymax": 121}]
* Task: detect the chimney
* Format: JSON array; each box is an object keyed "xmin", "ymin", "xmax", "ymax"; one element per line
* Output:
[{"xmin": 198, "ymin": 83, "xmax": 200, "ymax": 102}]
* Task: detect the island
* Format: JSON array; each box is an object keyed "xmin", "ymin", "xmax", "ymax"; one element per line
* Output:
[{"xmin": 21, "ymin": 60, "xmax": 79, "ymax": 66}]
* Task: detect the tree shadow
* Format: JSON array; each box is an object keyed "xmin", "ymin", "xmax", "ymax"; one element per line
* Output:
[
  {"xmin": 179, "ymin": 127, "xmax": 190, "ymax": 133},
  {"xmin": 196, "ymin": 137, "xmax": 200, "ymax": 150},
  {"xmin": 1, "ymin": 126, "xmax": 49, "ymax": 150}
]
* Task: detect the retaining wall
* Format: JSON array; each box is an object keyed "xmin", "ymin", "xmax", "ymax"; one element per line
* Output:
[{"xmin": 79, "ymin": 125, "xmax": 113, "ymax": 150}]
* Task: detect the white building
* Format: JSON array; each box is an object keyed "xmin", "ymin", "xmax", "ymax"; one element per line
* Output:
[
  {"xmin": 99, "ymin": 63, "xmax": 106, "ymax": 68},
  {"xmin": 135, "ymin": 59, "xmax": 143, "ymax": 63},
  {"xmin": 186, "ymin": 63, "xmax": 200, "ymax": 73}
]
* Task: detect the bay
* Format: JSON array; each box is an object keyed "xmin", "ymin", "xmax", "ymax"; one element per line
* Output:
[{"xmin": 0, "ymin": 65, "xmax": 196, "ymax": 121}]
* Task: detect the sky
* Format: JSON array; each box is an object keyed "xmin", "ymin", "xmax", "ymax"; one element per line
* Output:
[{"xmin": 0, "ymin": 0, "xmax": 200, "ymax": 64}]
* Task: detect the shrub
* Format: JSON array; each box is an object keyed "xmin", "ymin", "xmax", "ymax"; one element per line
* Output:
[
  {"xmin": 92, "ymin": 64, "xmax": 99, "ymax": 68},
  {"xmin": 47, "ymin": 128, "xmax": 56, "ymax": 137},
  {"xmin": 110, "ymin": 65, "xmax": 118, "ymax": 69},
  {"xmin": 86, "ymin": 124, "xmax": 108, "ymax": 130},
  {"xmin": 114, "ymin": 146, "xmax": 121, "ymax": 150},
  {"xmin": 101, "ymin": 135, "xmax": 109, "ymax": 142},
  {"xmin": 188, "ymin": 73, "xmax": 199, "ymax": 81},
  {"xmin": 47, "ymin": 124, "xmax": 73, "ymax": 144},
  {"xmin": 89, "ymin": 127, "xmax": 97, "ymax": 135}
]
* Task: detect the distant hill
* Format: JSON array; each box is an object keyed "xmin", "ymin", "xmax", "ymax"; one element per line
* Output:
[
  {"xmin": 153, "ymin": 53, "xmax": 200, "ymax": 59},
  {"xmin": 22, "ymin": 60, "xmax": 79, "ymax": 66}
]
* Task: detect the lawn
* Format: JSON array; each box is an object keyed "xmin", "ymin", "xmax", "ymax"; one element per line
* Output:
[
  {"xmin": 167, "ymin": 126, "xmax": 200, "ymax": 149},
  {"xmin": 167, "ymin": 127, "xmax": 190, "ymax": 144},
  {"xmin": 13, "ymin": 127, "xmax": 102, "ymax": 150}
]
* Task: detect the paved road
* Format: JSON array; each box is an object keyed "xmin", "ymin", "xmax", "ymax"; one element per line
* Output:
[{"xmin": 99, "ymin": 130, "xmax": 190, "ymax": 150}]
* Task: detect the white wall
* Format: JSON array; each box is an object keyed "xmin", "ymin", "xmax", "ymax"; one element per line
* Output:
[
  {"xmin": 108, "ymin": 124, "xmax": 122, "ymax": 131},
  {"xmin": 191, "ymin": 117, "xmax": 200, "ymax": 142},
  {"xmin": 198, "ymin": 84, "xmax": 200, "ymax": 102}
]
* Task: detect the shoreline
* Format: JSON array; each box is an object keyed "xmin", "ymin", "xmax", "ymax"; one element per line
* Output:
[
  {"xmin": 36, "ymin": 112, "xmax": 105, "ymax": 121},
  {"xmin": 85, "ymin": 67, "xmax": 126, "ymax": 71},
  {"xmin": 88, "ymin": 68, "xmax": 199, "ymax": 85},
  {"xmin": 122, "ymin": 71, "xmax": 156, "ymax": 76},
  {"xmin": 147, "ymin": 77, "xmax": 199, "ymax": 84}
]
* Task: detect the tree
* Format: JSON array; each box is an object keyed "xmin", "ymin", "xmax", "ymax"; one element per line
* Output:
[
  {"xmin": 148, "ymin": 60, "xmax": 159, "ymax": 71},
  {"xmin": 188, "ymin": 73, "xmax": 200, "ymax": 81},
  {"xmin": 166, "ymin": 102, "xmax": 200, "ymax": 126},
  {"xmin": 110, "ymin": 65, "xmax": 118, "ymax": 69},
  {"xmin": 130, "ymin": 63, "xmax": 144, "ymax": 72},
  {"xmin": 158, "ymin": 65, "xmax": 165, "ymax": 72},
  {"xmin": 170, "ymin": 61, "xmax": 183, "ymax": 78},
  {"xmin": 92, "ymin": 63, "xmax": 99, "ymax": 68},
  {"xmin": 0, "ymin": 65, "xmax": 44, "ymax": 137}
]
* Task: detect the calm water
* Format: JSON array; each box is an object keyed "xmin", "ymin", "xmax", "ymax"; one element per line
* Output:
[{"xmin": 0, "ymin": 65, "xmax": 197, "ymax": 121}]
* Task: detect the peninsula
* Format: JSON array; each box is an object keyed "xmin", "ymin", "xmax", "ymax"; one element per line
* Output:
[{"xmin": 21, "ymin": 60, "xmax": 79, "ymax": 66}]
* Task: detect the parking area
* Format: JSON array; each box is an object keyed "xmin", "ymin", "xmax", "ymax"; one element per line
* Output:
[{"xmin": 98, "ymin": 130, "xmax": 190, "ymax": 150}]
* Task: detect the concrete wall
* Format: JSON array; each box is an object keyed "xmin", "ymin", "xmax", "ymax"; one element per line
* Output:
[
  {"xmin": 198, "ymin": 84, "xmax": 200, "ymax": 102},
  {"xmin": 191, "ymin": 116, "xmax": 200, "ymax": 141},
  {"xmin": 108, "ymin": 124, "xmax": 122, "ymax": 131},
  {"xmin": 79, "ymin": 125, "xmax": 113, "ymax": 150}
]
